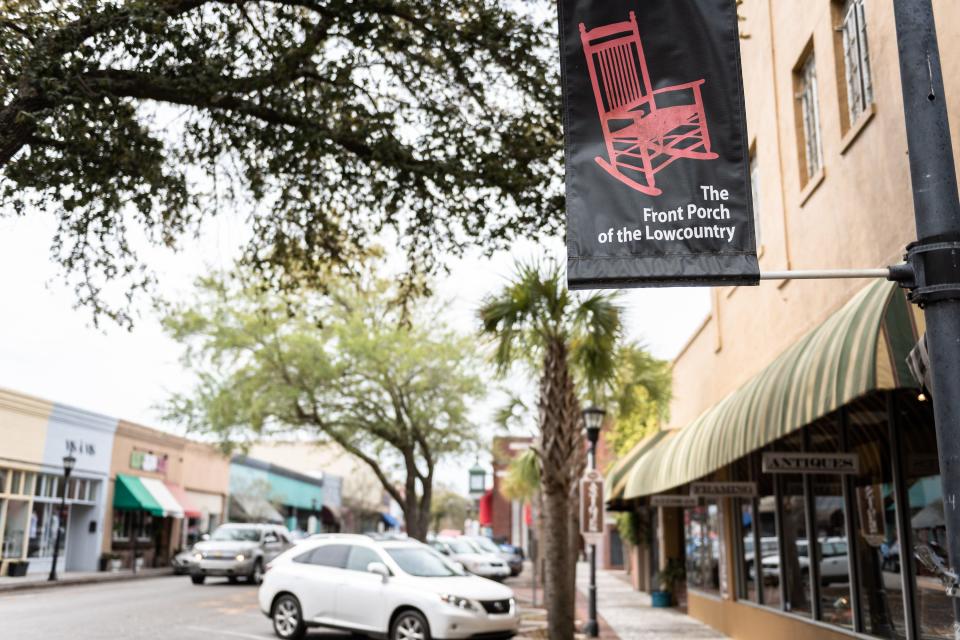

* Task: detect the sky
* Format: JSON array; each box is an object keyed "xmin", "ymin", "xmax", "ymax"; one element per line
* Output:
[
  {"xmin": 0, "ymin": 216, "xmax": 714, "ymax": 495},
  {"xmin": 0, "ymin": 211, "xmax": 709, "ymax": 493}
]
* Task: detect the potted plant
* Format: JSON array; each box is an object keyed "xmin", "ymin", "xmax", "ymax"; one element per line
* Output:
[
  {"xmin": 109, "ymin": 553, "xmax": 123, "ymax": 572},
  {"xmin": 652, "ymin": 560, "xmax": 685, "ymax": 607}
]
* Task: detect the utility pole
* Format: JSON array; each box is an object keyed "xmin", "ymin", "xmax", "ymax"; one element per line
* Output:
[{"xmin": 892, "ymin": 0, "xmax": 960, "ymax": 632}]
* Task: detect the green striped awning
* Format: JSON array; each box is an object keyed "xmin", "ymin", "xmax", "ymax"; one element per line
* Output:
[
  {"xmin": 621, "ymin": 280, "xmax": 922, "ymax": 501},
  {"xmin": 604, "ymin": 430, "xmax": 668, "ymax": 508},
  {"xmin": 113, "ymin": 474, "xmax": 186, "ymax": 517}
]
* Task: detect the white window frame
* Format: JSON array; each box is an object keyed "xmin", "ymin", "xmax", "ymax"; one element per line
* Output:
[
  {"xmin": 798, "ymin": 52, "xmax": 824, "ymax": 181},
  {"xmin": 840, "ymin": 0, "xmax": 873, "ymax": 125}
]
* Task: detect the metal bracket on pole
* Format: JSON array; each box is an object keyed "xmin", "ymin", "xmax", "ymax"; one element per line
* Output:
[{"xmin": 888, "ymin": 237, "xmax": 960, "ymax": 306}]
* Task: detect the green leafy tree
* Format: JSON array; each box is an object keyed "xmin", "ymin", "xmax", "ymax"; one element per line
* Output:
[
  {"xmin": 162, "ymin": 269, "xmax": 483, "ymax": 540},
  {"xmin": 1, "ymin": 0, "xmax": 561, "ymax": 326},
  {"xmin": 603, "ymin": 343, "xmax": 672, "ymax": 457},
  {"xmin": 429, "ymin": 489, "xmax": 472, "ymax": 534},
  {"xmin": 479, "ymin": 261, "xmax": 621, "ymax": 640}
]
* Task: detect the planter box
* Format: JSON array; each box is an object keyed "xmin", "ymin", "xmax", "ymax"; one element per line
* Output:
[
  {"xmin": 109, "ymin": 559, "xmax": 123, "ymax": 573},
  {"xmin": 651, "ymin": 591, "xmax": 673, "ymax": 608},
  {"xmin": 7, "ymin": 561, "xmax": 29, "ymax": 577}
]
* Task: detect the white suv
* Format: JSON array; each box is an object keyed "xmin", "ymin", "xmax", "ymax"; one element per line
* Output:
[{"xmin": 258, "ymin": 534, "xmax": 519, "ymax": 640}]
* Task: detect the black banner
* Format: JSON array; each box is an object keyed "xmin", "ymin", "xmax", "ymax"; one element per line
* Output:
[{"xmin": 560, "ymin": 0, "xmax": 759, "ymax": 289}]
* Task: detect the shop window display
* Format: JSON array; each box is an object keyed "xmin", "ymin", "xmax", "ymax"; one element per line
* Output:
[
  {"xmin": 685, "ymin": 501, "xmax": 721, "ymax": 594},
  {"xmin": 28, "ymin": 502, "xmax": 67, "ymax": 558},
  {"xmin": 756, "ymin": 462, "xmax": 781, "ymax": 608},
  {"xmin": 808, "ymin": 419, "xmax": 855, "ymax": 629},
  {"xmin": 900, "ymin": 396, "xmax": 953, "ymax": 640},
  {"xmin": 2, "ymin": 500, "xmax": 29, "ymax": 558}
]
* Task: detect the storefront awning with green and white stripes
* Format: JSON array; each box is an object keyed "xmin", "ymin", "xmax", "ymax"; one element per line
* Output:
[
  {"xmin": 604, "ymin": 430, "xmax": 668, "ymax": 508},
  {"xmin": 619, "ymin": 280, "xmax": 922, "ymax": 501},
  {"xmin": 114, "ymin": 474, "xmax": 186, "ymax": 517}
]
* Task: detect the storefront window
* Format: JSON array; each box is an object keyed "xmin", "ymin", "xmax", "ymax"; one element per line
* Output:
[
  {"xmin": 28, "ymin": 502, "xmax": 67, "ymax": 558},
  {"xmin": 112, "ymin": 510, "xmax": 154, "ymax": 542},
  {"xmin": 809, "ymin": 419, "xmax": 855, "ymax": 629},
  {"xmin": 780, "ymin": 474, "xmax": 811, "ymax": 616},
  {"xmin": 2, "ymin": 500, "xmax": 29, "ymax": 558},
  {"xmin": 901, "ymin": 395, "xmax": 952, "ymax": 640},
  {"xmin": 846, "ymin": 400, "xmax": 906, "ymax": 640},
  {"xmin": 685, "ymin": 501, "xmax": 721, "ymax": 594},
  {"xmin": 756, "ymin": 462, "xmax": 781, "ymax": 608},
  {"xmin": 10, "ymin": 471, "xmax": 22, "ymax": 495},
  {"xmin": 739, "ymin": 500, "xmax": 758, "ymax": 602}
]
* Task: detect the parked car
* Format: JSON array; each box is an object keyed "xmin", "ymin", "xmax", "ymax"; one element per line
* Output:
[
  {"xmin": 755, "ymin": 537, "xmax": 850, "ymax": 585},
  {"xmin": 171, "ymin": 548, "xmax": 197, "ymax": 575},
  {"xmin": 258, "ymin": 534, "xmax": 519, "ymax": 640},
  {"xmin": 191, "ymin": 523, "xmax": 293, "ymax": 585},
  {"xmin": 465, "ymin": 535, "xmax": 523, "ymax": 577},
  {"xmin": 430, "ymin": 536, "xmax": 511, "ymax": 581}
]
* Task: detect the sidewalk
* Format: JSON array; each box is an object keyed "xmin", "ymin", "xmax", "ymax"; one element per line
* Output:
[
  {"xmin": 576, "ymin": 564, "xmax": 728, "ymax": 640},
  {"xmin": 508, "ymin": 563, "xmax": 619, "ymax": 639},
  {"xmin": 0, "ymin": 567, "xmax": 173, "ymax": 593}
]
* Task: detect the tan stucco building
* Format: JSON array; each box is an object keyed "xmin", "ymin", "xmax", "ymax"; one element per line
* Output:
[
  {"xmin": 104, "ymin": 421, "xmax": 229, "ymax": 569},
  {"xmin": 608, "ymin": 2, "xmax": 960, "ymax": 640}
]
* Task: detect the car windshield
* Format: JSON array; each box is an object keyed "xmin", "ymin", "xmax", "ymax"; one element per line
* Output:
[
  {"xmin": 210, "ymin": 526, "xmax": 261, "ymax": 542},
  {"xmin": 471, "ymin": 537, "xmax": 501, "ymax": 553},
  {"xmin": 446, "ymin": 540, "xmax": 476, "ymax": 554},
  {"xmin": 387, "ymin": 547, "xmax": 466, "ymax": 577}
]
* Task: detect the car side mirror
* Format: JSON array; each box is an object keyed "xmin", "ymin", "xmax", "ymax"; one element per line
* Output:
[
  {"xmin": 201, "ymin": 534, "xmax": 210, "ymax": 541},
  {"xmin": 367, "ymin": 562, "xmax": 390, "ymax": 582}
]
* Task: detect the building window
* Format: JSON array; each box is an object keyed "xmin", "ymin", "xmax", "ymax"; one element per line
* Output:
[
  {"xmin": 839, "ymin": 0, "xmax": 873, "ymax": 127},
  {"xmin": 685, "ymin": 502, "xmax": 722, "ymax": 595},
  {"xmin": 795, "ymin": 50, "xmax": 823, "ymax": 184},
  {"xmin": 27, "ymin": 502, "xmax": 67, "ymax": 558},
  {"xmin": 112, "ymin": 510, "xmax": 153, "ymax": 543}
]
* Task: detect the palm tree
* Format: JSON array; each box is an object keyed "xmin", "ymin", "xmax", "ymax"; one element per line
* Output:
[{"xmin": 479, "ymin": 261, "xmax": 621, "ymax": 640}]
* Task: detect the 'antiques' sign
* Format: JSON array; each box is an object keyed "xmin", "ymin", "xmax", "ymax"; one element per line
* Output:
[
  {"xmin": 650, "ymin": 495, "xmax": 699, "ymax": 508},
  {"xmin": 690, "ymin": 482, "xmax": 757, "ymax": 498},
  {"xmin": 559, "ymin": 0, "xmax": 758, "ymax": 289},
  {"xmin": 580, "ymin": 469, "xmax": 605, "ymax": 545},
  {"xmin": 762, "ymin": 453, "xmax": 860, "ymax": 475}
]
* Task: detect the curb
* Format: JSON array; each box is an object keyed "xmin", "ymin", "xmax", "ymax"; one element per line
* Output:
[{"xmin": 0, "ymin": 569, "xmax": 174, "ymax": 594}]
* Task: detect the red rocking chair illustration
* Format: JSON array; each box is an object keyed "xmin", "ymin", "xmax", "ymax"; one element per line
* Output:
[{"xmin": 580, "ymin": 12, "xmax": 718, "ymax": 196}]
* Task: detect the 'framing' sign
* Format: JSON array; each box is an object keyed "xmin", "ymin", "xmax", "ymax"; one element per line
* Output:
[
  {"xmin": 690, "ymin": 482, "xmax": 757, "ymax": 498},
  {"xmin": 559, "ymin": 0, "xmax": 758, "ymax": 289},
  {"xmin": 762, "ymin": 453, "xmax": 860, "ymax": 475},
  {"xmin": 580, "ymin": 469, "xmax": 605, "ymax": 545}
]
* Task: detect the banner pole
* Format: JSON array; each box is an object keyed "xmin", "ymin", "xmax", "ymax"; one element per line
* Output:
[
  {"xmin": 892, "ymin": 1, "xmax": 960, "ymax": 631},
  {"xmin": 758, "ymin": 268, "xmax": 890, "ymax": 280}
]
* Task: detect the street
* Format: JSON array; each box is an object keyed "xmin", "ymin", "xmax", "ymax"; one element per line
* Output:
[{"xmin": 0, "ymin": 576, "xmax": 334, "ymax": 640}]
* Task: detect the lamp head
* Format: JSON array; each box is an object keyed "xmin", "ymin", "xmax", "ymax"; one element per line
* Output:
[
  {"xmin": 63, "ymin": 455, "xmax": 77, "ymax": 473},
  {"xmin": 582, "ymin": 406, "xmax": 606, "ymax": 445}
]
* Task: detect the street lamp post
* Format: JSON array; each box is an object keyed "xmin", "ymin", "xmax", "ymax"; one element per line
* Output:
[
  {"xmin": 468, "ymin": 459, "xmax": 486, "ymax": 536},
  {"xmin": 582, "ymin": 406, "xmax": 605, "ymax": 638},
  {"xmin": 48, "ymin": 454, "xmax": 76, "ymax": 582}
]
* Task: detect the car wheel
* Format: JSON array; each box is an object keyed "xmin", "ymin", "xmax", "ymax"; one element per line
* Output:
[
  {"xmin": 391, "ymin": 610, "xmax": 430, "ymax": 640},
  {"xmin": 272, "ymin": 594, "xmax": 305, "ymax": 640},
  {"xmin": 191, "ymin": 574, "xmax": 206, "ymax": 585},
  {"xmin": 249, "ymin": 560, "xmax": 264, "ymax": 585}
]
